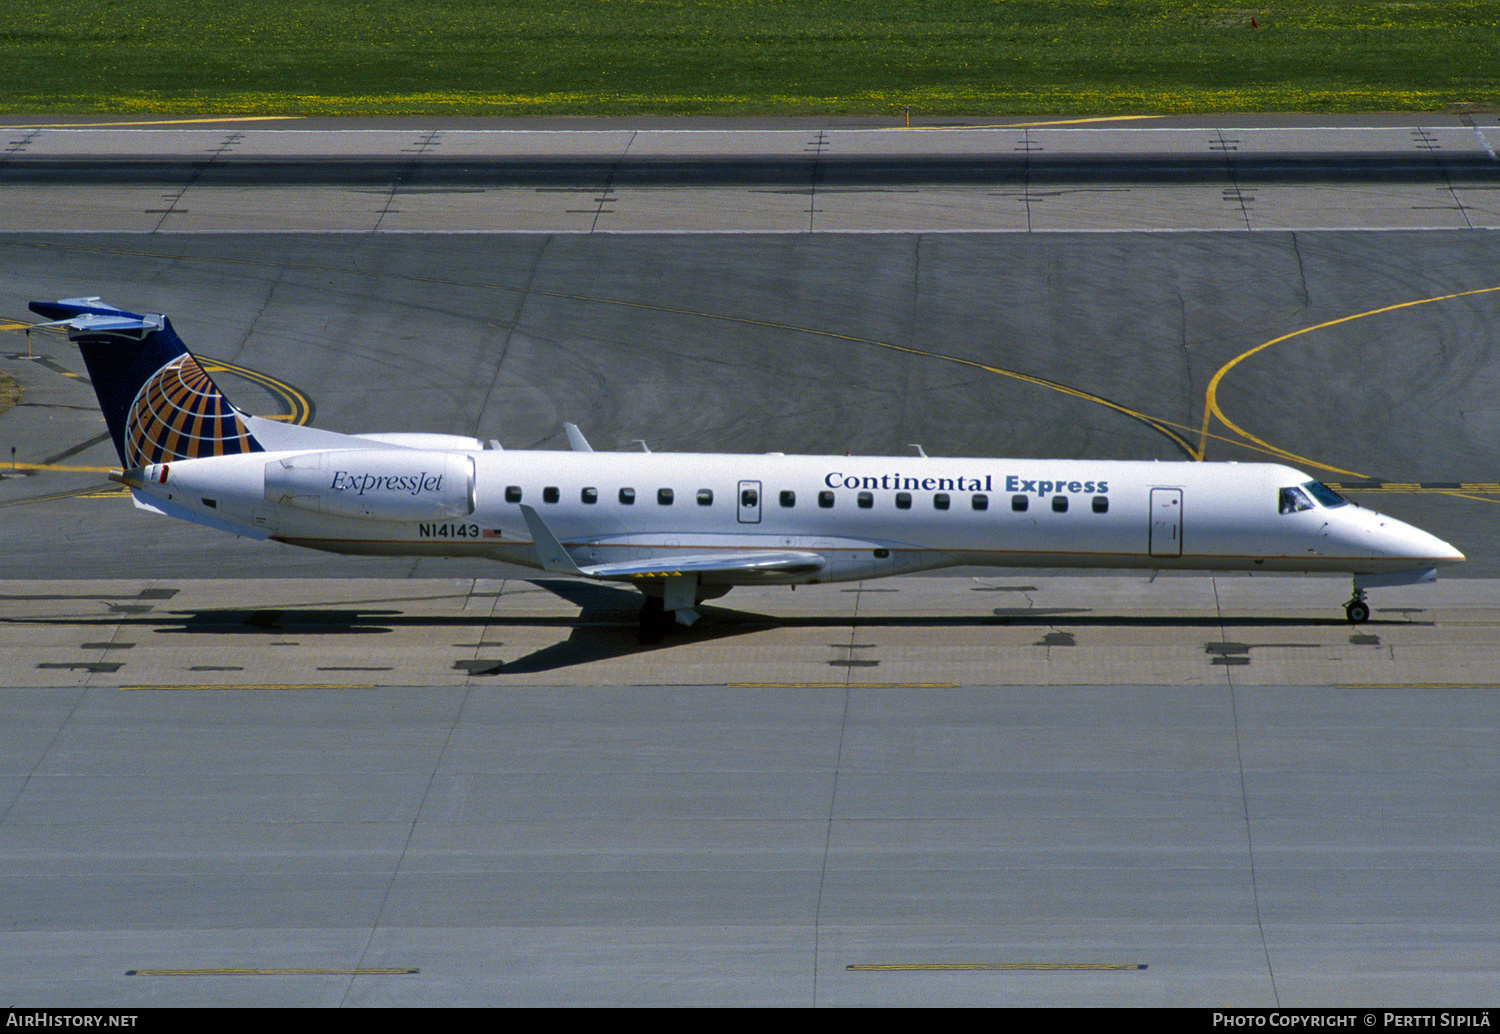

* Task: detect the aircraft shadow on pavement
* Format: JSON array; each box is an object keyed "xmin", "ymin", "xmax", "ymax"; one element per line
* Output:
[{"xmin": 6, "ymin": 580, "xmax": 1431, "ymax": 675}]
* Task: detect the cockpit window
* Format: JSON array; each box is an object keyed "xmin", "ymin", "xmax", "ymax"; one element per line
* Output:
[
  {"xmin": 1279, "ymin": 486, "xmax": 1314, "ymax": 515},
  {"xmin": 1303, "ymin": 480, "xmax": 1348, "ymax": 508}
]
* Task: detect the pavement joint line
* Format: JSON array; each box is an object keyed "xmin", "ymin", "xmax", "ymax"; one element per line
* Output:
[
  {"xmin": 9, "ymin": 226, "xmax": 1500, "ymax": 236},
  {"xmin": 846, "ymin": 962, "xmax": 1148, "ymax": 971},
  {"xmin": 127, "ymin": 967, "xmax": 417, "ymax": 976},
  {"xmin": 1332, "ymin": 683, "xmax": 1500, "ymax": 689},
  {"xmin": 121, "ymin": 684, "xmax": 377, "ymax": 691},
  {"xmin": 728, "ymin": 682, "xmax": 956, "ymax": 688}
]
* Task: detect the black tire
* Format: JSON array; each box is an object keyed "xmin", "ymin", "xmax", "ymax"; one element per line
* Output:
[
  {"xmin": 1345, "ymin": 600, "xmax": 1370, "ymax": 624},
  {"xmin": 638, "ymin": 597, "xmax": 669, "ymax": 644}
]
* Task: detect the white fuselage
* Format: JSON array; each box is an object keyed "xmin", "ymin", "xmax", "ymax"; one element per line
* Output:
[{"xmin": 126, "ymin": 448, "xmax": 1464, "ymax": 586}]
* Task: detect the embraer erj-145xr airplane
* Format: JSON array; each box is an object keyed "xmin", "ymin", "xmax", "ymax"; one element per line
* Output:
[{"xmin": 30, "ymin": 297, "xmax": 1463, "ymax": 633}]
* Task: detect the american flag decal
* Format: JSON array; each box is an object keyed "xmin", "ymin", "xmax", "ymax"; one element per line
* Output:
[{"xmin": 124, "ymin": 354, "xmax": 260, "ymax": 467}]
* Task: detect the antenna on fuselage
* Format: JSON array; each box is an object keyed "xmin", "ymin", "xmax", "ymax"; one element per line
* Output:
[{"xmin": 909, "ymin": 444, "xmax": 928, "ymax": 457}]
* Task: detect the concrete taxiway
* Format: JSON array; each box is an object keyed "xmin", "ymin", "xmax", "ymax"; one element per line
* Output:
[
  {"xmin": 3, "ymin": 575, "xmax": 1499, "ymax": 1006},
  {"xmin": 0, "ymin": 117, "xmax": 1497, "ymax": 1006},
  {"xmin": 1, "ymin": 115, "xmax": 1498, "ymax": 233}
]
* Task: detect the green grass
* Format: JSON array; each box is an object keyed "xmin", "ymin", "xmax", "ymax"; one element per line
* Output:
[
  {"xmin": 0, "ymin": 373, "xmax": 19, "ymax": 418},
  {"xmin": 2, "ymin": 1, "xmax": 1497, "ymax": 116}
]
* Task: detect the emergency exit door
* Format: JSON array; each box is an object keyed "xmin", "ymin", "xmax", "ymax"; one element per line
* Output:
[{"xmin": 738, "ymin": 480, "xmax": 762, "ymax": 524}]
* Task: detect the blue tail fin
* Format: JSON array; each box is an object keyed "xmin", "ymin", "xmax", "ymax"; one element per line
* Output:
[{"xmin": 29, "ymin": 298, "xmax": 263, "ymax": 468}]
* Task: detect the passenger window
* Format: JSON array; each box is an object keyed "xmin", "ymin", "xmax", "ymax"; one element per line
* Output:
[
  {"xmin": 543, "ymin": 486, "xmax": 559, "ymax": 504},
  {"xmin": 780, "ymin": 490, "xmax": 796, "ymax": 508},
  {"xmin": 658, "ymin": 488, "xmax": 674, "ymax": 505},
  {"xmin": 857, "ymin": 491, "xmax": 874, "ymax": 509},
  {"xmin": 619, "ymin": 487, "xmax": 636, "ymax": 505},
  {"xmin": 1011, "ymin": 495, "xmax": 1028, "ymax": 512},
  {"xmin": 741, "ymin": 487, "xmax": 758, "ymax": 508},
  {"xmin": 1279, "ymin": 486, "xmax": 1313, "ymax": 514},
  {"xmin": 1052, "ymin": 495, "xmax": 1068, "ymax": 513},
  {"xmin": 895, "ymin": 492, "xmax": 911, "ymax": 510},
  {"xmin": 505, "ymin": 486, "xmax": 522, "ymax": 503},
  {"xmin": 934, "ymin": 493, "xmax": 950, "ymax": 510},
  {"xmin": 1092, "ymin": 495, "xmax": 1108, "ymax": 514},
  {"xmin": 697, "ymin": 488, "xmax": 713, "ymax": 506},
  {"xmin": 818, "ymin": 491, "xmax": 835, "ymax": 509},
  {"xmin": 582, "ymin": 487, "xmax": 598, "ymax": 504},
  {"xmin": 972, "ymin": 494, "xmax": 988, "ymax": 511}
]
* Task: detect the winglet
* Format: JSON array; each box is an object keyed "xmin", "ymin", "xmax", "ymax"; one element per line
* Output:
[{"xmin": 519, "ymin": 504, "xmax": 585, "ymax": 575}]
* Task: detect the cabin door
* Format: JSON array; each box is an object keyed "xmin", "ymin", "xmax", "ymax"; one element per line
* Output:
[
  {"xmin": 738, "ymin": 480, "xmax": 762, "ymax": 524},
  {"xmin": 1149, "ymin": 488, "xmax": 1183, "ymax": 558}
]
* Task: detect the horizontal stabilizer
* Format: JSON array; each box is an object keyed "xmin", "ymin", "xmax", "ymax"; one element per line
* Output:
[
  {"xmin": 32, "ymin": 312, "xmax": 160, "ymax": 334},
  {"xmin": 30, "ymin": 299, "xmax": 161, "ymax": 335},
  {"xmin": 29, "ymin": 297, "xmax": 139, "ymax": 320}
]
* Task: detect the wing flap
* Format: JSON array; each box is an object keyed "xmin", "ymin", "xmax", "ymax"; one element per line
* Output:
[
  {"xmin": 578, "ymin": 551, "xmax": 827, "ymax": 581},
  {"xmin": 519, "ymin": 504, "xmax": 825, "ymax": 583},
  {"xmin": 519, "ymin": 507, "xmax": 828, "ymax": 585}
]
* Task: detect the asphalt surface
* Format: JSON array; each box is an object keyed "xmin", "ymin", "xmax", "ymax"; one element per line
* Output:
[
  {"xmin": 3, "ymin": 228, "xmax": 1497, "ymax": 577},
  {"xmin": 1, "ymin": 117, "xmax": 1498, "ymax": 1007}
]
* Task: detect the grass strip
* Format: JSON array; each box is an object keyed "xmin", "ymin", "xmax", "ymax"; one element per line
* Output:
[{"xmin": 2, "ymin": 1, "xmax": 1497, "ymax": 117}]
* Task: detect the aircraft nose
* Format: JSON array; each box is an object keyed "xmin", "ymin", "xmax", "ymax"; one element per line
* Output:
[
  {"xmin": 1435, "ymin": 538, "xmax": 1466, "ymax": 566},
  {"xmin": 1339, "ymin": 506, "xmax": 1462, "ymax": 567},
  {"xmin": 1386, "ymin": 518, "xmax": 1464, "ymax": 567}
]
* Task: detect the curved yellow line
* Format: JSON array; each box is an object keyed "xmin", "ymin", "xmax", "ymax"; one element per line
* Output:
[
  {"xmin": 0, "ymin": 117, "xmax": 300, "ymax": 129},
  {"xmin": 528, "ymin": 289, "xmax": 1199, "ymax": 455},
  {"xmin": 1199, "ymin": 286, "xmax": 1500, "ymax": 475},
  {"xmin": 6, "ymin": 243, "xmax": 1194, "ymax": 454},
  {"xmin": 21, "ymin": 243, "xmax": 1491, "ymax": 479},
  {"xmin": 888, "ymin": 115, "xmax": 1167, "ymax": 131},
  {"xmin": 200, "ymin": 357, "xmax": 315, "ymax": 425}
]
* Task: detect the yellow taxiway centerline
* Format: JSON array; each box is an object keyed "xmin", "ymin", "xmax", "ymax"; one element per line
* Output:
[
  {"xmin": 0, "ymin": 117, "xmax": 302, "ymax": 130},
  {"xmin": 1198, "ymin": 285, "xmax": 1500, "ymax": 472}
]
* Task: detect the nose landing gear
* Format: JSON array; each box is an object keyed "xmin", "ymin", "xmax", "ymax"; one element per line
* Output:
[
  {"xmin": 1344, "ymin": 568, "xmax": 1440, "ymax": 624},
  {"xmin": 1344, "ymin": 588, "xmax": 1370, "ymax": 624}
]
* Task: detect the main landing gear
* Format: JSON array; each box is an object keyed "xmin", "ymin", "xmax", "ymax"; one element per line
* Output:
[
  {"xmin": 638, "ymin": 597, "xmax": 671, "ymax": 644},
  {"xmin": 637, "ymin": 582, "xmax": 730, "ymax": 644}
]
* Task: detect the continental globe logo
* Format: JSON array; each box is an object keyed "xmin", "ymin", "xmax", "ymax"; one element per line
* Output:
[{"xmin": 124, "ymin": 354, "xmax": 259, "ymax": 467}]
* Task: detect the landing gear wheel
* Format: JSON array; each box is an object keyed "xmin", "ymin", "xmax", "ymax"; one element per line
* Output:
[
  {"xmin": 638, "ymin": 596, "xmax": 669, "ymax": 644},
  {"xmin": 1344, "ymin": 599, "xmax": 1370, "ymax": 624}
]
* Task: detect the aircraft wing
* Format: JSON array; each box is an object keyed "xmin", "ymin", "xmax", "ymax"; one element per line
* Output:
[
  {"xmin": 520, "ymin": 504, "xmax": 825, "ymax": 583},
  {"xmin": 578, "ymin": 551, "xmax": 828, "ymax": 581}
]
